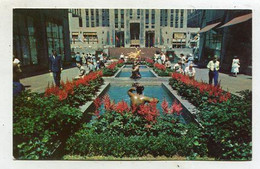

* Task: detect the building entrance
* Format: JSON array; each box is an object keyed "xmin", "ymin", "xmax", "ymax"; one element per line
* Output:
[
  {"xmin": 145, "ymin": 31, "xmax": 155, "ymax": 47},
  {"xmin": 130, "ymin": 23, "xmax": 140, "ymax": 47}
]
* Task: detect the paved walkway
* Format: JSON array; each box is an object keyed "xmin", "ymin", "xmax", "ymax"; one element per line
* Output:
[{"xmin": 20, "ymin": 65, "xmax": 252, "ymax": 96}]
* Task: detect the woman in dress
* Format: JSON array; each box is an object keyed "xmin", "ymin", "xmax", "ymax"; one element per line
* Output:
[{"xmin": 231, "ymin": 56, "xmax": 240, "ymax": 77}]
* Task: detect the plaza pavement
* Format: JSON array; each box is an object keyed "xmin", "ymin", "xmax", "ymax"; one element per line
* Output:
[{"xmin": 20, "ymin": 65, "xmax": 252, "ymax": 96}]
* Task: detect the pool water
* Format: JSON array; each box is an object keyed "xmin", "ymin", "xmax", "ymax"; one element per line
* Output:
[
  {"xmin": 124, "ymin": 65, "xmax": 147, "ymax": 69},
  {"xmin": 99, "ymin": 85, "xmax": 187, "ymax": 123},
  {"xmin": 116, "ymin": 71, "xmax": 156, "ymax": 77}
]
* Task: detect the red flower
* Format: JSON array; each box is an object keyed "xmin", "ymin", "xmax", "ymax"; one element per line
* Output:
[
  {"xmin": 115, "ymin": 100, "xmax": 130, "ymax": 115},
  {"xmin": 170, "ymin": 100, "xmax": 183, "ymax": 115},
  {"xmin": 117, "ymin": 59, "xmax": 124, "ymax": 64},
  {"xmin": 107, "ymin": 62, "xmax": 117, "ymax": 69},
  {"xmin": 146, "ymin": 58, "xmax": 154, "ymax": 64},
  {"xmin": 138, "ymin": 101, "xmax": 159, "ymax": 122},
  {"xmin": 161, "ymin": 99, "xmax": 169, "ymax": 114},
  {"xmin": 58, "ymin": 90, "xmax": 68, "ymax": 101},
  {"xmin": 154, "ymin": 63, "xmax": 166, "ymax": 71},
  {"xmin": 103, "ymin": 94, "xmax": 115, "ymax": 111}
]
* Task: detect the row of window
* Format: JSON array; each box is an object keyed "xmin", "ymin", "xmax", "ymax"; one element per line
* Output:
[
  {"xmin": 83, "ymin": 9, "xmax": 185, "ymax": 28},
  {"xmin": 13, "ymin": 13, "xmax": 65, "ymax": 66}
]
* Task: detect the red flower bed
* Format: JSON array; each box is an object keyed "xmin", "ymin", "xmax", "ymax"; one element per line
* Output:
[
  {"xmin": 171, "ymin": 72, "xmax": 231, "ymax": 103},
  {"xmin": 145, "ymin": 58, "xmax": 154, "ymax": 64},
  {"xmin": 94, "ymin": 95, "xmax": 183, "ymax": 123},
  {"xmin": 154, "ymin": 63, "xmax": 166, "ymax": 71},
  {"xmin": 45, "ymin": 71, "xmax": 103, "ymax": 101}
]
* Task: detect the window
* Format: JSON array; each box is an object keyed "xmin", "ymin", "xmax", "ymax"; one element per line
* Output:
[
  {"xmin": 96, "ymin": 9, "xmax": 99, "ymax": 27},
  {"xmin": 130, "ymin": 9, "xmax": 133, "ymax": 19},
  {"xmin": 145, "ymin": 9, "xmax": 149, "ymax": 25},
  {"xmin": 137, "ymin": 9, "xmax": 140, "ymax": 19},
  {"xmin": 165, "ymin": 9, "xmax": 168, "ymax": 26},
  {"xmin": 91, "ymin": 9, "xmax": 94, "ymax": 27},
  {"xmin": 175, "ymin": 9, "xmax": 179, "ymax": 28},
  {"xmin": 121, "ymin": 9, "xmax": 124, "ymax": 28},
  {"xmin": 151, "ymin": 9, "xmax": 155, "ymax": 25},
  {"xmin": 86, "ymin": 9, "xmax": 89, "ymax": 27},
  {"xmin": 180, "ymin": 9, "xmax": 184, "ymax": 28},
  {"xmin": 13, "ymin": 14, "xmax": 38, "ymax": 66},
  {"xmin": 102, "ymin": 9, "xmax": 109, "ymax": 27},
  {"xmin": 115, "ymin": 9, "xmax": 118, "ymax": 28}
]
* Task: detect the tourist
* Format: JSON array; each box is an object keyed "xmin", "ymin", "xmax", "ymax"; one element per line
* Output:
[
  {"xmin": 13, "ymin": 56, "xmax": 22, "ymax": 82},
  {"xmin": 154, "ymin": 50, "xmax": 160, "ymax": 63},
  {"xmin": 173, "ymin": 60, "xmax": 184, "ymax": 74},
  {"xmin": 74, "ymin": 62, "xmax": 86, "ymax": 80},
  {"xmin": 49, "ymin": 50, "xmax": 63, "ymax": 87},
  {"xmin": 75, "ymin": 52, "xmax": 82, "ymax": 65},
  {"xmin": 231, "ymin": 55, "xmax": 240, "ymax": 77},
  {"xmin": 180, "ymin": 53, "xmax": 187, "ymax": 71},
  {"xmin": 185, "ymin": 63, "xmax": 196, "ymax": 79},
  {"xmin": 165, "ymin": 57, "xmax": 172, "ymax": 69},
  {"xmin": 187, "ymin": 53, "xmax": 194, "ymax": 66},
  {"xmin": 128, "ymin": 82, "xmax": 159, "ymax": 107},
  {"xmin": 207, "ymin": 55, "xmax": 220, "ymax": 86},
  {"xmin": 130, "ymin": 62, "xmax": 141, "ymax": 79},
  {"xmin": 99, "ymin": 52, "xmax": 105, "ymax": 68},
  {"xmin": 81, "ymin": 52, "xmax": 86, "ymax": 65},
  {"xmin": 120, "ymin": 53, "xmax": 125, "ymax": 62},
  {"xmin": 161, "ymin": 52, "xmax": 166, "ymax": 64}
]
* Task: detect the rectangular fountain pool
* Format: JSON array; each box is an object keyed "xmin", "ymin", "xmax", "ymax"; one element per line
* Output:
[
  {"xmin": 116, "ymin": 71, "xmax": 156, "ymax": 77},
  {"xmin": 98, "ymin": 84, "xmax": 189, "ymax": 123}
]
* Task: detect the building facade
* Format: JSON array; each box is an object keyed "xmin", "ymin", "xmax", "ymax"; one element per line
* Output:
[
  {"xmin": 13, "ymin": 9, "xmax": 71, "ymax": 75},
  {"xmin": 68, "ymin": 9, "xmax": 200, "ymax": 53},
  {"xmin": 191, "ymin": 10, "xmax": 252, "ymax": 74}
]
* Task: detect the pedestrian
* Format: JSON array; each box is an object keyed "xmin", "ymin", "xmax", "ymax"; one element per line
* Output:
[
  {"xmin": 49, "ymin": 50, "xmax": 63, "ymax": 87},
  {"xmin": 187, "ymin": 53, "xmax": 194, "ymax": 66},
  {"xmin": 185, "ymin": 63, "xmax": 196, "ymax": 79},
  {"xmin": 75, "ymin": 52, "xmax": 82, "ymax": 65},
  {"xmin": 13, "ymin": 56, "xmax": 22, "ymax": 82},
  {"xmin": 161, "ymin": 52, "xmax": 166, "ymax": 64},
  {"xmin": 81, "ymin": 52, "xmax": 86, "ymax": 65},
  {"xmin": 231, "ymin": 55, "xmax": 240, "ymax": 77},
  {"xmin": 74, "ymin": 62, "xmax": 86, "ymax": 80},
  {"xmin": 207, "ymin": 55, "xmax": 220, "ymax": 86},
  {"xmin": 165, "ymin": 57, "xmax": 171, "ymax": 69},
  {"xmin": 180, "ymin": 53, "xmax": 187, "ymax": 71},
  {"xmin": 173, "ymin": 60, "xmax": 184, "ymax": 74}
]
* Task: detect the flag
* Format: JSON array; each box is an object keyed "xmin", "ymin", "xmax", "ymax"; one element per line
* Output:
[
  {"xmin": 162, "ymin": 37, "xmax": 164, "ymax": 43},
  {"xmin": 116, "ymin": 36, "xmax": 119, "ymax": 42},
  {"xmin": 111, "ymin": 37, "xmax": 113, "ymax": 43}
]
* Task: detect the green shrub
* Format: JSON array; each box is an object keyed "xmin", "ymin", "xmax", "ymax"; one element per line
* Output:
[
  {"xmin": 65, "ymin": 110, "xmax": 207, "ymax": 159},
  {"xmin": 13, "ymin": 91, "xmax": 83, "ymax": 159}
]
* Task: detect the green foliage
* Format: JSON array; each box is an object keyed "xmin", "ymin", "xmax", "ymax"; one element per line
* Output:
[
  {"xmin": 153, "ymin": 68, "xmax": 173, "ymax": 76},
  {"xmin": 65, "ymin": 110, "xmax": 207, "ymax": 159},
  {"xmin": 65, "ymin": 78, "xmax": 103, "ymax": 107},
  {"xmin": 169, "ymin": 78, "xmax": 252, "ymax": 160},
  {"xmin": 13, "ymin": 91, "xmax": 83, "ymax": 159},
  {"xmin": 102, "ymin": 67, "xmax": 119, "ymax": 76}
]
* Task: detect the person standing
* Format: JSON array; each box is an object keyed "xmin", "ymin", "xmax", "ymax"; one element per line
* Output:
[
  {"xmin": 187, "ymin": 53, "xmax": 194, "ymax": 66},
  {"xmin": 207, "ymin": 55, "xmax": 220, "ymax": 86},
  {"xmin": 161, "ymin": 52, "xmax": 166, "ymax": 65},
  {"xmin": 75, "ymin": 52, "xmax": 82, "ymax": 65},
  {"xmin": 180, "ymin": 53, "xmax": 187, "ymax": 71},
  {"xmin": 81, "ymin": 52, "xmax": 86, "ymax": 65},
  {"xmin": 231, "ymin": 56, "xmax": 240, "ymax": 77},
  {"xmin": 49, "ymin": 50, "xmax": 63, "ymax": 87}
]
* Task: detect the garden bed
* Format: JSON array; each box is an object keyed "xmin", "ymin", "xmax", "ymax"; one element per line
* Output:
[
  {"xmin": 169, "ymin": 73, "xmax": 252, "ymax": 160},
  {"xmin": 13, "ymin": 71, "xmax": 104, "ymax": 160}
]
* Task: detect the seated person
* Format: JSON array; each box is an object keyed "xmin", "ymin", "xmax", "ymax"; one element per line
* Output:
[
  {"xmin": 173, "ymin": 61, "xmax": 184, "ymax": 74},
  {"xmin": 165, "ymin": 57, "xmax": 171, "ymax": 69},
  {"xmin": 74, "ymin": 62, "xmax": 86, "ymax": 80},
  {"xmin": 128, "ymin": 83, "xmax": 159, "ymax": 107},
  {"xmin": 130, "ymin": 62, "xmax": 141, "ymax": 79},
  {"xmin": 184, "ymin": 63, "xmax": 196, "ymax": 79}
]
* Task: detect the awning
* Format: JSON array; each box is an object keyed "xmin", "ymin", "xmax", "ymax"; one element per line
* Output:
[
  {"xmin": 72, "ymin": 32, "xmax": 79, "ymax": 35},
  {"xmin": 198, "ymin": 22, "xmax": 221, "ymax": 33},
  {"xmin": 218, "ymin": 13, "xmax": 252, "ymax": 28}
]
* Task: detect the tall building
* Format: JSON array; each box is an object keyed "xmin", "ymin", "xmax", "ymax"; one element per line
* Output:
[
  {"xmin": 68, "ymin": 9, "xmax": 200, "ymax": 53},
  {"xmin": 13, "ymin": 9, "xmax": 71, "ymax": 75},
  {"xmin": 193, "ymin": 10, "xmax": 252, "ymax": 74}
]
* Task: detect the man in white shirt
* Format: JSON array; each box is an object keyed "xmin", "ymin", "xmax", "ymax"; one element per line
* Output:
[
  {"xmin": 207, "ymin": 55, "xmax": 220, "ymax": 86},
  {"xmin": 185, "ymin": 63, "xmax": 196, "ymax": 79}
]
